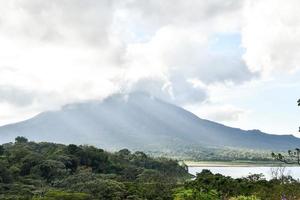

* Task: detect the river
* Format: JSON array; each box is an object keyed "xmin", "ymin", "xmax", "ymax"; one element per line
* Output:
[{"xmin": 188, "ymin": 166, "xmax": 300, "ymax": 180}]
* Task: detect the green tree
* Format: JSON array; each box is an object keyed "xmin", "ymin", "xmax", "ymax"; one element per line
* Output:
[
  {"xmin": 38, "ymin": 160, "xmax": 67, "ymax": 182},
  {"xmin": 174, "ymin": 188, "xmax": 219, "ymax": 200},
  {"xmin": 15, "ymin": 136, "xmax": 28, "ymax": 143},
  {"xmin": 0, "ymin": 161, "xmax": 12, "ymax": 183},
  {"xmin": 71, "ymin": 179, "xmax": 126, "ymax": 200},
  {"xmin": 33, "ymin": 190, "xmax": 90, "ymax": 200},
  {"xmin": 67, "ymin": 144, "xmax": 81, "ymax": 155},
  {"xmin": 0, "ymin": 145, "xmax": 4, "ymax": 156},
  {"xmin": 0, "ymin": 138, "xmax": 190, "ymax": 199},
  {"xmin": 20, "ymin": 152, "xmax": 43, "ymax": 176}
]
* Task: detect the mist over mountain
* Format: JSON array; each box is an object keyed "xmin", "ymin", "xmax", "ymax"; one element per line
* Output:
[{"xmin": 0, "ymin": 92, "xmax": 299, "ymax": 153}]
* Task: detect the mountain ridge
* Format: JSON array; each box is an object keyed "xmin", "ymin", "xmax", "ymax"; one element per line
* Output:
[{"xmin": 0, "ymin": 92, "xmax": 299, "ymax": 153}]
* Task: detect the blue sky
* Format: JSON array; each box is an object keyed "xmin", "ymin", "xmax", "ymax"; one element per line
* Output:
[
  {"xmin": 193, "ymin": 33, "xmax": 300, "ymax": 135},
  {"xmin": 210, "ymin": 73, "xmax": 300, "ymax": 135},
  {"xmin": 210, "ymin": 33, "xmax": 243, "ymax": 55}
]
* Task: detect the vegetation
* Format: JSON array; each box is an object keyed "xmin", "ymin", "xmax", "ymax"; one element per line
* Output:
[
  {"xmin": 1, "ymin": 137, "xmax": 300, "ymax": 200},
  {"xmin": 0, "ymin": 137, "xmax": 189, "ymax": 200},
  {"xmin": 271, "ymin": 148, "xmax": 300, "ymax": 165},
  {"xmin": 149, "ymin": 145, "xmax": 274, "ymax": 162},
  {"xmin": 272, "ymin": 99, "xmax": 300, "ymax": 165},
  {"xmin": 175, "ymin": 170, "xmax": 300, "ymax": 200}
]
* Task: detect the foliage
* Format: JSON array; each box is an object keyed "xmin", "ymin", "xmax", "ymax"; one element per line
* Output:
[
  {"xmin": 149, "ymin": 145, "xmax": 274, "ymax": 162},
  {"xmin": 184, "ymin": 169, "xmax": 300, "ymax": 200},
  {"xmin": 272, "ymin": 148, "xmax": 300, "ymax": 165},
  {"xmin": 15, "ymin": 136, "xmax": 29, "ymax": 144},
  {"xmin": 174, "ymin": 188, "xmax": 219, "ymax": 200},
  {"xmin": 2, "ymin": 138, "xmax": 300, "ymax": 200},
  {"xmin": 229, "ymin": 196, "xmax": 260, "ymax": 200},
  {"xmin": 0, "ymin": 138, "xmax": 189, "ymax": 200},
  {"xmin": 32, "ymin": 191, "xmax": 90, "ymax": 200}
]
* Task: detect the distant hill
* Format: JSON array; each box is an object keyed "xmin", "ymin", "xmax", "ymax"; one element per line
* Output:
[{"xmin": 0, "ymin": 92, "xmax": 299, "ymax": 155}]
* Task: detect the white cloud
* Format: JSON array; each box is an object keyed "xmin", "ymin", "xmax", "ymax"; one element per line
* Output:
[
  {"xmin": 0, "ymin": 0, "xmax": 252, "ymax": 124},
  {"xmin": 242, "ymin": 0, "xmax": 300, "ymax": 76},
  {"xmin": 120, "ymin": 0, "xmax": 243, "ymax": 34},
  {"xmin": 123, "ymin": 25, "xmax": 253, "ymax": 107},
  {"xmin": 185, "ymin": 103, "xmax": 247, "ymax": 123},
  {"xmin": 0, "ymin": 0, "xmax": 116, "ymax": 46},
  {"xmin": 1, "ymin": 0, "xmax": 298, "ymax": 127},
  {"xmin": 127, "ymin": 76, "xmax": 208, "ymax": 105}
]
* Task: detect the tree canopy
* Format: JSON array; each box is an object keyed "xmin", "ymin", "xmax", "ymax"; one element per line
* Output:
[{"xmin": 1, "ymin": 138, "xmax": 300, "ymax": 199}]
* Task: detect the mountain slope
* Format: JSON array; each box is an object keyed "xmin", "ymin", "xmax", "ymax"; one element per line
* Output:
[{"xmin": 0, "ymin": 92, "xmax": 299, "ymax": 152}]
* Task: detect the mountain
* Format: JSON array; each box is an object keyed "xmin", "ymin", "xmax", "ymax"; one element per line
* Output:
[{"xmin": 0, "ymin": 92, "xmax": 299, "ymax": 153}]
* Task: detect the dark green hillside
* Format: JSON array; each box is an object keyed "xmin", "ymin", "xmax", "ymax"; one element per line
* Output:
[
  {"xmin": 1, "ymin": 138, "xmax": 300, "ymax": 200},
  {"xmin": 0, "ymin": 137, "xmax": 189, "ymax": 200}
]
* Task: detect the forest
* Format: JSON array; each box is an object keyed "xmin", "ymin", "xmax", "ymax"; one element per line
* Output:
[{"xmin": 1, "ymin": 137, "xmax": 300, "ymax": 200}]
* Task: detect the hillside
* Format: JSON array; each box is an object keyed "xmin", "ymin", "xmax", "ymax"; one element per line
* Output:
[
  {"xmin": 0, "ymin": 138, "xmax": 189, "ymax": 199},
  {"xmin": 1, "ymin": 139, "xmax": 300, "ymax": 200}
]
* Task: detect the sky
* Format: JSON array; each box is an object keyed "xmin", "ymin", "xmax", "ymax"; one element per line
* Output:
[{"xmin": 0, "ymin": 0, "xmax": 299, "ymax": 135}]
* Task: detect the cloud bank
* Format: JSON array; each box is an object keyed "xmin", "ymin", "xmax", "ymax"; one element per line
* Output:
[{"xmin": 0, "ymin": 0, "xmax": 299, "ymax": 125}]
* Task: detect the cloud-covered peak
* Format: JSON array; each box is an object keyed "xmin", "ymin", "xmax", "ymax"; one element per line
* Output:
[{"xmin": 0, "ymin": 0, "xmax": 299, "ymax": 135}]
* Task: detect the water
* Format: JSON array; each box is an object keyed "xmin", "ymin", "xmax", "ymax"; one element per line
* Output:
[{"xmin": 189, "ymin": 166, "xmax": 300, "ymax": 180}]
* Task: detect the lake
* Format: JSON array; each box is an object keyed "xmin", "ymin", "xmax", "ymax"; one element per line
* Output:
[{"xmin": 189, "ymin": 166, "xmax": 300, "ymax": 180}]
